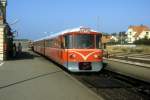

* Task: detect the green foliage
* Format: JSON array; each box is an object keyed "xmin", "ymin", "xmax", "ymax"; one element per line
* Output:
[{"xmin": 134, "ymin": 37, "xmax": 150, "ymax": 45}]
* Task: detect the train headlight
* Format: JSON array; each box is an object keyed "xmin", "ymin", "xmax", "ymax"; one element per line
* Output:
[
  {"xmin": 69, "ymin": 54, "xmax": 76, "ymax": 58},
  {"xmin": 94, "ymin": 54, "xmax": 102, "ymax": 59},
  {"xmin": 94, "ymin": 54, "xmax": 98, "ymax": 58}
]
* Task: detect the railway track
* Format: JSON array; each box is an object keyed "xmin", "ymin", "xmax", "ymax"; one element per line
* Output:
[
  {"xmin": 71, "ymin": 70, "xmax": 150, "ymax": 100},
  {"xmin": 108, "ymin": 53, "xmax": 150, "ymax": 64},
  {"xmin": 111, "ymin": 56, "xmax": 150, "ymax": 64}
]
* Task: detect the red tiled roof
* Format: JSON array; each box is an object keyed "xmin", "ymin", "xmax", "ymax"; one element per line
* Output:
[
  {"xmin": 129, "ymin": 25, "xmax": 150, "ymax": 37},
  {"xmin": 102, "ymin": 36, "xmax": 112, "ymax": 43}
]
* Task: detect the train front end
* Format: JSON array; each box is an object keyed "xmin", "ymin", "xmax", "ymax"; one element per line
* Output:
[
  {"xmin": 62, "ymin": 28, "xmax": 103, "ymax": 72},
  {"xmin": 66, "ymin": 49, "xmax": 103, "ymax": 72}
]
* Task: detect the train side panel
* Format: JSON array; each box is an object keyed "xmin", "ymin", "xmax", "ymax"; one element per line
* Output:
[
  {"xmin": 34, "ymin": 41, "xmax": 45, "ymax": 55},
  {"xmin": 45, "ymin": 48, "xmax": 63, "ymax": 63}
]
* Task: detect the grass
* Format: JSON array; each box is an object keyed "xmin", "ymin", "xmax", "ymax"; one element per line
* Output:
[{"xmin": 106, "ymin": 45, "xmax": 150, "ymax": 54}]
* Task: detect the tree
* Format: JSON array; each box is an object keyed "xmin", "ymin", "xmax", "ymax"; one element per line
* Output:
[
  {"xmin": 134, "ymin": 36, "xmax": 150, "ymax": 45},
  {"xmin": 118, "ymin": 31, "xmax": 127, "ymax": 44}
]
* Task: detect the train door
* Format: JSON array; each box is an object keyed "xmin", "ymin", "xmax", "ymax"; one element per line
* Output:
[
  {"xmin": 64, "ymin": 34, "xmax": 73, "ymax": 69},
  {"xmin": 63, "ymin": 35, "xmax": 68, "ymax": 68}
]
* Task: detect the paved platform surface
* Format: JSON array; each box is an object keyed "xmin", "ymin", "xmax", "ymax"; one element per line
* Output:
[
  {"xmin": 104, "ymin": 58, "xmax": 150, "ymax": 83},
  {"xmin": 0, "ymin": 51, "xmax": 103, "ymax": 100}
]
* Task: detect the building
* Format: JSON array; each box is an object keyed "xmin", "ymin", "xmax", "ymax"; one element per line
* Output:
[
  {"xmin": 111, "ymin": 36, "xmax": 119, "ymax": 42},
  {"xmin": 101, "ymin": 35, "xmax": 111, "ymax": 44},
  {"xmin": 14, "ymin": 39, "xmax": 31, "ymax": 49},
  {"xmin": 0, "ymin": 0, "xmax": 13, "ymax": 60},
  {"xmin": 102, "ymin": 35, "xmax": 118, "ymax": 44},
  {"xmin": 126, "ymin": 25, "xmax": 150, "ymax": 43}
]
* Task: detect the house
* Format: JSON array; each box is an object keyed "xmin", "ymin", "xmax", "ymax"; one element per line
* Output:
[
  {"xmin": 126, "ymin": 25, "xmax": 150, "ymax": 43},
  {"xmin": 102, "ymin": 35, "xmax": 118, "ymax": 44},
  {"xmin": 101, "ymin": 35, "xmax": 111, "ymax": 44},
  {"xmin": 111, "ymin": 36, "xmax": 118, "ymax": 42}
]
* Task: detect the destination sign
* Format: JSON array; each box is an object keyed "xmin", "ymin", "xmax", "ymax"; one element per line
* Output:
[{"xmin": 80, "ymin": 28, "xmax": 91, "ymax": 33}]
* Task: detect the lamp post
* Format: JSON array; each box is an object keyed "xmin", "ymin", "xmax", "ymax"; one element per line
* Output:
[
  {"xmin": 1, "ymin": 0, "xmax": 7, "ymax": 6},
  {"xmin": 0, "ymin": 0, "xmax": 7, "ymax": 23}
]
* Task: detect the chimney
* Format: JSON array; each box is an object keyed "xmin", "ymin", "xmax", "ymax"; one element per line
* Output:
[
  {"xmin": 140, "ymin": 24, "xmax": 144, "ymax": 27},
  {"xmin": 129, "ymin": 25, "xmax": 132, "ymax": 29}
]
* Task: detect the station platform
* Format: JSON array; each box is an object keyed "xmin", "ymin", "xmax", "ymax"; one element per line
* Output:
[{"xmin": 0, "ymin": 50, "xmax": 103, "ymax": 100}]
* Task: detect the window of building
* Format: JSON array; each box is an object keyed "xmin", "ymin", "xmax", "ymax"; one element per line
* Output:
[{"xmin": 146, "ymin": 32, "xmax": 149, "ymax": 35}]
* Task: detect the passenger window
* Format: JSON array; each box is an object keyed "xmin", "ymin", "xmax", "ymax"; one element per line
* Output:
[{"xmin": 64, "ymin": 35, "xmax": 73, "ymax": 49}]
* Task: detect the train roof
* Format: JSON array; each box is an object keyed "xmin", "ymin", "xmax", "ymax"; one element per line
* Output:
[{"xmin": 34, "ymin": 26, "xmax": 100, "ymax": 42}]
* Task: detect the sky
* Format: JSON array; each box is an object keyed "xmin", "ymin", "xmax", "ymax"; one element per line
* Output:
[{"xmin": 7, "ymin": 0, "xmax": 150, "ymax": 40}]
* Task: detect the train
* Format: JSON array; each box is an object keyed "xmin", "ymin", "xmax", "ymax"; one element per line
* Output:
[{"xmin": 33, "ymin": 27, "xmax": 103, "ymax": 72}]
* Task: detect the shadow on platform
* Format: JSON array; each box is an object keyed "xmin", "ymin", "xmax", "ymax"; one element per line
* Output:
[{"xmin": 8, "ymin": 51, "xmax": 40, "ymax": 60}]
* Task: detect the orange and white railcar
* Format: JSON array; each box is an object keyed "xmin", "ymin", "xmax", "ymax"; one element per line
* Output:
[{"xmin": 33, "ymin": 27, "xmax": 103, "ymax": 72}]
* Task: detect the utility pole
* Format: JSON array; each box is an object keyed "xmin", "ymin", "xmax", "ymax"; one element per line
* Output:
[
  {"xmin": 120, "ymin": 32, "xmax": 124, "ymax": 45},
  {"xmin": 97, "ymin": 16, "xmax": 100, "ymax": 32}
]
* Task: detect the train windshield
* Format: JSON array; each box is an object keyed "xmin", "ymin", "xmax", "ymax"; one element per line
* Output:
[
  {"xmin": 64, "ymin": 34, "xmax": 101, "ymax": 49},
  {"xmin": 75, "ymin": 34, "xmax": 95, "ymax": 49}
]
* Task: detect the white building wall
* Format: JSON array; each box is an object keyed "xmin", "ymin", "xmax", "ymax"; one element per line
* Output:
[
  {"xmin": 111, "ymin": 36, "xmax": 118, "ymax": 42},
  {"xmin": 126, "ymin": 29, "xmax": 136, "ymax": 43},
  {"xmin": 0, "ymin": 27, "xmax": 4, "ymax": 60},
  {"xmin": 139, "ymin": 31, "xmax": 150, "ymax": 39}
]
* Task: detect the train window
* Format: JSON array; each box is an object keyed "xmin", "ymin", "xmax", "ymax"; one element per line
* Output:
[
  {"xmin": 52, "ymin": 39, "xmax": 55, "ymax": 47},
  {"xmin": 61, "ymin": 37, "xmax": 65, "ymax": 49},
  {"xmin": 75, "ymin": 34, "xmax": 94, "ymax": 49},
  {"xmin": 64, "ymin": 35, "xmax": 73, "ymax": 49},
  {"xmin": 46, "ymin": 40, "xmax": 50, "ymax": 47},
  {"xmin": 96, "ymin": 35, "xmax": 102, "ymax": 49},
  {"xmin": 45, "ymin": 39, "xmax": 51, "ymax": 47}
]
